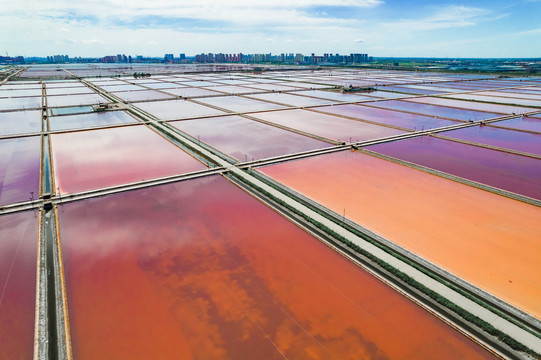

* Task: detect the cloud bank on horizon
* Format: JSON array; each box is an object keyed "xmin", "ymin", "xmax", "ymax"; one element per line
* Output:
[{"xmin": 2, "ymin": 0, "xmax": 540, "ymax": 57}]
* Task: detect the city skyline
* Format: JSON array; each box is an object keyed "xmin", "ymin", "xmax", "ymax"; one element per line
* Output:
[{"xmin": 3, "ymin": 0, "xmax": 541, "ymax": 58}]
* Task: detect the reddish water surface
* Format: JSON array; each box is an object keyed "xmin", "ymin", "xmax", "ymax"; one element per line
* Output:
[
  {"xmin": 171, "ymin": 115, "xmax": 331, "ymax": 160},
  {"xmin": 405, "ymin": 97, "xmax": 533, "ymax": 115},
  {"xmin": 0, "ymin": 211, "xmax": 39, "ymax": 359},
  {"xmin": 51, "ymin": 125, "xmax": 206, "ymax": 194},
  {"xmin": 58, "ymin": 175, "xmax": 495, "ymax": 359},
  {"xmin": 365, "ymin": 135, "xmax": 541, "ymax": 200},
  {"xmin": 313, "ymin": 104, "xmax": 460, "ymax": 130},
  {"xmin": 260, "ymin": 151, "xmax": 541, "ymax": 318},
  {"xmin": 0, "ymin": 136, "xmax": 41, "ymax": 205},
  {"xmin": 364, "ymin": 100, "xmax": 501, "ymax": 121},
  {"xmin": 440, "ymin": 125, "xmax": 541, "ymax": 156},
  {"xmin": 492, "ymin": 116, "xmax": 541, "ymax": 133},
  {"xmin": 252, "ymin": 109, "xmax": 405, "ymax": 142}
]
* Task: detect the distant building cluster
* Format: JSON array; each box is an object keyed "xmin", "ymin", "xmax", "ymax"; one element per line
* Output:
[
  {"xmin": 2, "ymin": 51, "xmax": 370, "ymax": 66},
  {"xmin": 46, "ymin": 55, "xmax": 69, "ymax": 63},
  {"xmin": 0, "ymin": 56, "xmax": 25, "ymax": 64},
  {"xmin": 101, "ymin": 54, "xmax": 130, "ymax": 63},
  {"xmin": 195, "ymin": 53, "xmax": 244, "ymax": 63},
  {"xmin": 193, "ymin": 52, "xmax": 372, "ymax": 65}
]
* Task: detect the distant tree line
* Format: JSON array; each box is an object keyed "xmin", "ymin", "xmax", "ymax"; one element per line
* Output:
[{"xmin": 133, "ymin": 72, "xmax": 151, "ymax": 78}]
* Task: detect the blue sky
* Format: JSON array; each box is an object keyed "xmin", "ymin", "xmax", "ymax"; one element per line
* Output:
[{"xmin": 2, "ymin": 0, "xmax": 540, "ymax": 58}]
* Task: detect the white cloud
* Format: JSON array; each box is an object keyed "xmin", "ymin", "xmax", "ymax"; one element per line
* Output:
[
  {"xmin": 103, "ymin": 0, "xmax": 383, "ymax": 8},
  {"xmin": 383, "ymin": 5, "xmax": 491, "ymax": 32},
  {"xmin": 514, "ymin": 27, "xmax": 541, "ymax": 35},
  {"xmin": 0, "ymin": 0, "xmax": 384, "ymax": 48},
  {"xmin": 1, "ymin": 0, "xmax": 383, "ymax": 56},
  {"xmin": 3, "ymin": 0, "xmax": 382, "ymax": 22},
  {"xmin": 3, "ymin": 0, "xmax": 538, "ymax": 58}
]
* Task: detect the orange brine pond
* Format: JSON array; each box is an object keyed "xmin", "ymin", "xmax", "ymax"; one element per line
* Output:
[
  {"xmin": 259, "ymin": 150, "xmax": 541, "ymax": 319},
  {"xmin": 0, "ymin": 211, "xmax": 38, "ymax": 359},
  {"xmin": 57, "ymin": 175, "xmax": 495, "ymax": 359}
]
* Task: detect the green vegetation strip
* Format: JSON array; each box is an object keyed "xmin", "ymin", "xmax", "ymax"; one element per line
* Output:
[{"xmin": 232, "ymin": 170, "xmax": 539, "ymax": 357}]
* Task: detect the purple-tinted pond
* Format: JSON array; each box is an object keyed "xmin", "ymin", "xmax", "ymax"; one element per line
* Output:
[
  {"xmin": 365, "ymin": 136, "xmax": 541, "ymax": 200},
  {"xmin": 491, "ymin": 117, "xmax": 541, "ymax": 133},
  {"xmin": 248, "ymin": 93, "xmax": 337, "ymax": 107},
  {"xmin": 0, "ymin": 136, "xmax": 41, "ymax": 205},
  {"xmin": 312, "ymin": 104, "xmax": 460, "ymax": 130},
  {"xmin": 196, "ymin": 96, "xmax": 286, "ymax": 113},
  {"xmin": 252, "ymin": 109, "xmax": 405, "ymax": 142},
  {"xmin": 364, "ymin": 100, "xmax": 501, "ymax": 121},
  {"xmin": 439, "ymin": 125, "xmax": 541, "ymax": 156},
  {"xmin": 294, "ymin": 90, "xmax": 380, "ymax": 102},
  {"xmin": 171, "ymin": 115, "xmax": 331, "ymax": 160},
  {"xmin": 134, "ymin": 99, "xmax": 226, "ymax": 120},
  {"xmin": 0, "ymin": 211, "xmax": 39, "ymax": 359},
  {"xmin": 378, "ymin": 86, "xmax": 444, "ymax": 95},
  {"xmin": 406, "ymin": 97, "xmax": 533, "ymax": 115}
]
